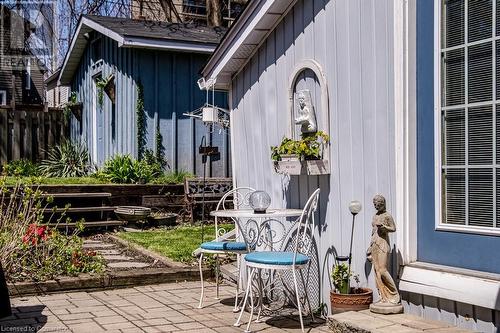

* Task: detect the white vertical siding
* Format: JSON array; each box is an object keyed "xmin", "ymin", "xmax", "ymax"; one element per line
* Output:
[{"xmin": 230, "ymin": 0, "xmax": 396, "ymax": 309}]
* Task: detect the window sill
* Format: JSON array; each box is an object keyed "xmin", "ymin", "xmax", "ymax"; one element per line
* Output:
[
  {"xmin": 435, "ymin": 223, "xmax": 500, "ymax": 237},
  {"xmin": 399, "ymin": 262, "xmax": 500, "ymax": 310}
]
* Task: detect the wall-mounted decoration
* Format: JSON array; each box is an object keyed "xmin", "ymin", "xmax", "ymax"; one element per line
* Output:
[
  {"xmin": 271, "ymin": 59, "xmax": 331, "ymax": 175},
  {"xmin": 295, "ymin": 89, "xmax": 317, "ymax": 134}
]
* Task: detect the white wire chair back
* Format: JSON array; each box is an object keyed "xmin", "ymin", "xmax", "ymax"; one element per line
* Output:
[
  {"xmin": 292, "ymin": 188, "xmax": 320, "ymax": 265},
  {"xmin": 214, "ymin": 186, "xmax": 255, "ymax": 240}
]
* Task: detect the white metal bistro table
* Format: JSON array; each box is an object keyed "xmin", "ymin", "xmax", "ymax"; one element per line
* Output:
[
  {"xmin": 210, "ymin": 208, "xmax": 303, "ymax": 251},
  {"xmin": 210, "ymin": 208, "xmax": 305, "ymax": 314}
]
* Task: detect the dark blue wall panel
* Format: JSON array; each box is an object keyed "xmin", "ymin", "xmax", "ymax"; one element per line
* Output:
[{"xmin": 416, "ymin": 0, "xmax": 500, "ymax": 274}]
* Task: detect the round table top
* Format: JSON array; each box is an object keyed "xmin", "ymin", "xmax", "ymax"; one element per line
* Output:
[{"xmin": 210, "ymin": 208, "xmax": 303, "ymax": 218}]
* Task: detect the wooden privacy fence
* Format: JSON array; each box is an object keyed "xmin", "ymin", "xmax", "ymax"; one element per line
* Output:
[{"xmin": 0, "ymin": 109, "xmax": 69, "ymax": 164}]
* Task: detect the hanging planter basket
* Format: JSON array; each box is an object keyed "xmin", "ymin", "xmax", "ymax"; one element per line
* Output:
[
  {"xmin": 103, "ymin": 74, "xmax": 115, "ymax": 102},
  {"xmin": 69, "ymin": 102, "xmax": 83, "ymax": 121}
]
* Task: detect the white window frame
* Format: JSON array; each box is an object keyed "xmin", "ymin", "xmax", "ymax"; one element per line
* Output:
[
  {"xmin": 0, "ymin": 90, "xmax": 6, "ymax": 106},
  {"xmin": 434, "ymin": 0, "xmax": 500, "ymax": 237}
]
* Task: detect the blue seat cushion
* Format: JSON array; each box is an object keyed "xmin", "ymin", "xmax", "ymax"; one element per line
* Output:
[
  {"xmin": 200, "ymin": 241, "xmax": 247, "ymax": 251},
  {"xmin": 245, "ymin": 251, "xmax": 310, "ymax": 266}
]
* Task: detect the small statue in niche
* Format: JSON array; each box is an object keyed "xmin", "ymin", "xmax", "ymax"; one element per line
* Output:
[
  {"xmin": 294, "ymin": 89, "xmax": 317, "ymax": 134},
  {"xmin": 366, "ymin": 194, "xmax": 404, "ymax": 314}
]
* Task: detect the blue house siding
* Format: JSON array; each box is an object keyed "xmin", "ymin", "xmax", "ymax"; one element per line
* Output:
[
  {"xmin": 70, "ymin": 33, "xmax": 230, "ymax": 176},
  {"xmin": 416, "ymin": 0, "xmax": 500, "ymax": 275}
]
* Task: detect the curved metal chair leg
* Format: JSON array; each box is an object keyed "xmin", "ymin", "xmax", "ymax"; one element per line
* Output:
[
  {"xmin": 256, "ymin": 269, "xmax": 263, "ymax": 323},
  {"xmin": 292, "ymin": 268, "xmax": 305, "ymax": 333},
  {"xmin": 300, "ymin": 269, "xmax": 315, "ymax": 322},
  {"xmin": 197, "ymin": 252, "xmax": 204, "ymax": 309},
  {"xmin": 233, "ymin": 254, "xmax": 243, "ymax": 312},
  {"xmin": 215, "ymin": 254, "xmax": 220, "ymax": 300},
  {"xmin": 235, "ymin": 267, "xmax": 255, "ymax": 327},
  {"xmin": 245, "ymin": 268, "xmax": 256, "ymax": 333}
]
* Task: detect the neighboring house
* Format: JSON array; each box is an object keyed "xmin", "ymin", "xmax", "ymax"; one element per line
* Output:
[
  {"xmin": 131, "ymin": 0, "xmax": 247, "ymax": 26},
  {"xmin": 0, "ymin": 5, "xmax": 47, "ymax": 111},
  {"xmin": 201, "ymin": 0, "xmax": 500, "ymax": 331},
  {"xmin": 58, "ymin": 15, "xmax": 230, "ymax": 176},
  {"xmin": 45, "ymin": 69, "xmax": 69, "ymax": 108}
]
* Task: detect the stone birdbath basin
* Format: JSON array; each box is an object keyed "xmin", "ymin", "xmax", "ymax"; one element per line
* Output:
[{"xmin": 114, "ymin": 206, "xmax": 151, "ymax": 228}]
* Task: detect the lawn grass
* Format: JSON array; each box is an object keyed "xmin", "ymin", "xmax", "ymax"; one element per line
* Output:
[
  {"xmin": 2, "ymin": 176, "xmax": 109, "ymax": 185},
  {"xmin": 116, "ymin": 224, "xmax": 235, "ymax": 263},
  {"xmin": 1, "ymin": 172, "xmax": 194, "ymax": 186}
]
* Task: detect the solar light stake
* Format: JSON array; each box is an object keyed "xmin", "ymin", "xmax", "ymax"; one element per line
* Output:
[{"xmin": 347, "ymin": 201, "xmax": 362, "ymax": 281}]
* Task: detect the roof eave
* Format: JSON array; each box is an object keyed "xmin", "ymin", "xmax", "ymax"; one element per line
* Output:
[
  {"xmin": 201, "ymin": 0, "xmax": 295, "ymax": 90},
  {"xmin": 122, "ymin": 36, "xmax": 216, "ymax": 53}
]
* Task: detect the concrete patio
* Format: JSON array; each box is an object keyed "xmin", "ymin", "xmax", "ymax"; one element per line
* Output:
[{"xmin": 0, "ymin": 281, "xmax": 329, "ymax": 332}]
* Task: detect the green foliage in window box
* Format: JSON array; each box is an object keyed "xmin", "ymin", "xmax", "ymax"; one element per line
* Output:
[{"xmin": 271, "ymin": 131, "xmax": 330, "ymax": 161}]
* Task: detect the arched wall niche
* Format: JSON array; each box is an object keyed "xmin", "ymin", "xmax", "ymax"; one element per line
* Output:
[{"xmin": 286, "ymin": 59, "xmax": 331, "ymax": 175}]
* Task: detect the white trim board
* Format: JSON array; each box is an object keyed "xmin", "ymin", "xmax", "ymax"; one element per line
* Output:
[
  {"xmin": 400, "ymin": 262, "xmax": 500, "ymax": 310},
  {"xmin": 122, "ymin": 37, "xmax": 215, "ymax": 53}
]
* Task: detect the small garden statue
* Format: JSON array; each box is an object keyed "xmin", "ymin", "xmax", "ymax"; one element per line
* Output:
[
  {"xmin": 295, "ymin": 89, "xmax": 317, "ymax": 134},
  {"xmin": 366, "ymin": 194, "xmax": 403, "ymax": 314}
]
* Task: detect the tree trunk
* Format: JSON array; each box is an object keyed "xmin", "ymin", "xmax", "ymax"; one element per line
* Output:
[{"xmin": 206, "ymin": 0, "xmax": 222, "ymax": 27}]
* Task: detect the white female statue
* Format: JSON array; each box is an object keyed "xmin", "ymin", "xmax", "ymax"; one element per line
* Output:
[
  {"xmin": 294, "ymin": 89, "xmax": 317, "ymax": 134},
  {"xmin": 366, "ymin": 194, "xmax": 403, "ymax": 314}
]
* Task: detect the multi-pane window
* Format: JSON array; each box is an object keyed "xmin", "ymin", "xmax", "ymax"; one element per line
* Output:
[{"xmin": 441, "ymin": 0, "xmax": 500, "ymax": 229}]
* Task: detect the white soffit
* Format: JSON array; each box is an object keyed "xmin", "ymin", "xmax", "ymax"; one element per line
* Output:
[{"xmin": 202, "ymin": 0, "xmax": 297, "ymax": 89}]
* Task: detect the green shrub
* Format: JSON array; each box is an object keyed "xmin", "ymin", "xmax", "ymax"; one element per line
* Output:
[
  {"xmin": 142, "ymin": 149, "xmax": 167, "ymax": 177},
  {"xmin": 97, "ymin": 154, "xmax": 158, "ymax": 184},
  {"xmin": 39, "ymin": 141, "xmax": 92, "ymax": 177},
  {"xmin": 151, "ymin": 170, "xmax": 193, "ymax": 184},
  {"xmin": 0, "ymin": 182, "xmax": 104, "ymax": 282},
  {"xmin": 1, "ymin": 159, "xmax": 39, "ymax": 177}
]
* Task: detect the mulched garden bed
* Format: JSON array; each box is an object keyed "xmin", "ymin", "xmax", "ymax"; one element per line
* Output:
[{"xmin": 7, "ymin": 233, "xmax": 209, "ymax": 297}]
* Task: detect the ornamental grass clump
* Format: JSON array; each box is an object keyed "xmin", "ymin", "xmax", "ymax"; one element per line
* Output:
[
  {"xmin": 39, "ymin": 140, "xmax": 93, "ymax": 178},
  {"xmin": 0, "ymin": 181, "xmax": 104, "ymax": 282}
]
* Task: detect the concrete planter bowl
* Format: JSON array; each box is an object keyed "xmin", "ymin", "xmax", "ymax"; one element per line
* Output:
[
  {"xmin": 329, "ymin": 288, "xmax": 373, "ymax": 314},
  {"xmin": 148, "ymin": 212, "xmax": 178, "ymax": 227},
  {"xmin": 114, "ymin": 206, "xmax": 151, "ymax": 227}
]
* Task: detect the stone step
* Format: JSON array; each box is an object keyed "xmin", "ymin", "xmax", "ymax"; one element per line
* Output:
[{"xmin": 327, "ymin": 310, "xmax": 476, "ymax": 333}]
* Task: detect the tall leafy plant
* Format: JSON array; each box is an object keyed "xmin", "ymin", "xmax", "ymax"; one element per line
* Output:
[
  {"xmin": 98, "ymin": 154, "xmax": 156, "ymax": 184},
  {"xmin": 39, "ymin": 141, "xmax": 92, "ymax": 177},
  {"xmin": 136, "ymin": 81, "xmax": 147, "ymax": 160}
]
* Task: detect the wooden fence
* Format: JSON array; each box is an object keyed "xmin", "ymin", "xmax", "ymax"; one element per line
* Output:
[{"xmin": 0, "ymin": 109, "xmax": 68, "ymax": 164}]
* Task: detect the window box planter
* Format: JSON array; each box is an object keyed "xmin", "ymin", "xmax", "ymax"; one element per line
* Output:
[
  {"xmin": 274, "ymin": 159, "xmax": 329, "ymax": 175},
  {"xmin": 271, "ymin": 131, "xmax": 330, "ymax": 175}
]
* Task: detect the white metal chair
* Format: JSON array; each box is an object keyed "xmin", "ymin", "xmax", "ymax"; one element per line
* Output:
[
  {"xmin": 235, "ymin": 188, "xmax": 320, "ymax": 333},
  {"xmin": 197, "ymin": 187, "xmax": 255, "ymax": 310}
]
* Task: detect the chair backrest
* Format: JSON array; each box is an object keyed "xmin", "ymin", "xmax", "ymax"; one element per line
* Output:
[
  {"xmin": 214, "ymin": 186, "xmax": 255, "ymax": 240},
  {"xmin": 293, "ymin": 188, "xmax": 320, "ymax": 263}
]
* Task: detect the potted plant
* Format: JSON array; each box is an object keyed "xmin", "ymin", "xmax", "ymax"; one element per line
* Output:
[
  {"xmin": 330, "ymin": 263, "xmax": 373, "ymax": 314},
  {"xmin": 270, "ymin": 131, "xmax": 330, "ymax": 175},
  {"xmin": 329, "ymin": 201, "xmax": 373, "ymax": 314},
  {"xmin": 64, "ymin": 92, "xmax": 82, "ymax": 121}
]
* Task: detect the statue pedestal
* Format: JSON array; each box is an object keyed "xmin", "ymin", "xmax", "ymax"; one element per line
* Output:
[{"xmin": 370, "ymin": 302, "xmax": 404, "ymax": 314}]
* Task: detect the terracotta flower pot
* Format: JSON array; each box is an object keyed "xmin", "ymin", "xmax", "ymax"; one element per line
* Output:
[{"xmin": 330, "ymin": 287, "xmax": 373, "ymax": 314}]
